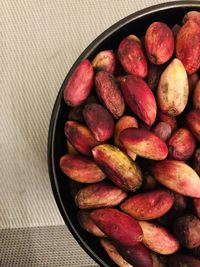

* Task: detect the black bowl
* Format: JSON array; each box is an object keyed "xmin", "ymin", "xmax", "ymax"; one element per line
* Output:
[{"xmin": 48, "ymin": 2, "xmax": 200, "ymax": 266}]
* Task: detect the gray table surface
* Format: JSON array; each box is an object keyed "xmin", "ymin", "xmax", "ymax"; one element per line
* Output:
[{"xmin": 0, "ymin": 0, "xmax": 177, "ymax": 266}]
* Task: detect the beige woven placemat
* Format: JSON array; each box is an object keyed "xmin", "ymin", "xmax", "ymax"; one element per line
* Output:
[{"xmin": 0, "ymin": 0, "xmax": 176, "ymax": 266}]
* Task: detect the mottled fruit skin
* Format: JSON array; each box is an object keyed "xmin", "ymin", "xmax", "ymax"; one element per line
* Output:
[
  {"xmin": 168, "ymin": 253, "xmax": 200, "ymax": 267},
  {"xmin": 120, "ymin": 189, "xmax": 174, "ymax": 220},
  {"xmin": 83, "ymin": 103, "xmax": 114, "ymax": 142},
  {"xmin": 114, "ymin": 115, "xmax": 138, "ymax": 160},
  {"xmin": 152, "ymin": 122, "xmax": 172, "ymax": 141},
  {"xmin": 142, "ymin": 173, "xmax": 158, "ymax": 192},
  {"xmin": 92, "ymin": 50, "xmax": 115, "ymax": 74},
  {"xmin": 151, "ymin": 160, "xmax": 200, "ymax": 197},
  {"xmin": 193, "ymin": 198, "xmax": 200, "ymax": 219},
  {"xmin": 95, "ymin": 71, "xmax": 125, "ymax": 118},
  {"xmin": 157, "ymin": 58, "xmax": 189, "ymax": 116},
  {"xmin": 120, "ymin": 75, "xmax": 157, "ymax": 125},
  {"xmin": 186, "ymin": 110, "xmax": 200, "ymax": 141},
  {"xmin": 77, "ymin": 211, "xmax": 105, "ymax": 237},
  {"xmin": 75, "ymin": 182, "xmax": 127, "ymax": 209},
  {"xmin": 173, "ymin": 215, "xmax": 200, "ymax": 249},
  {"xmin": 100, "ymin": 239, "xmax": 133, "ymax": 267},
  {"xmin": 176, "ymin": 20, "xmax": 200, "ymax": 74},
  {"xmin": 139, "ymin": 221, "xmax": 180, "ymax": 255},
  {"xmin": 147, "ymin": 63, "xmax": 164, "ymax": 91},
  {"xmin": 65, "ymin": 121, "xmax": 99, "ymax": 155},
  {"xmin": 145, "ymin": 22, "xmax": 174, "ymax": 65},
  {"xmin": 183, "ymin": 11, "xmax": 200, "ymax": 26},
  {"xmin": 91, "ymin": 208, "xmax": 143, "ymax": 247},
  {"xmin": 59, "ymin": 155, "xmax": 105, "ymax": 183},
  {"xmin": 66, "ymin": 140, "xmax": 79, "ymax": 155},
  {"xmin": 64, "ymin": 59, "xmax": 94, "ymax": 106},
  {"xmin": 117, "ymin": 243, "xmax": 153, "ymax": 267},
  {"xmin": 157, "ymin": 110, "xmax": 177, "ymax": 132},
  {"xmin": 118, "ymin": 35, "xmax": 148, "ymax": 78},
  {"xmin": 193, "ymin": 80, "xmax": 200, "ymax": 110},
  {"xmin": 151, "ymin": 253, "xmax": 167, "ymax": 267},
  {"xmin": 120, "ymin": 128, "xmax": 168, "ymax": 160},
  {"xmin": 92, "ymin": 144, "xmax": 143, "ymax": 191},
  {"xmin": 167, "ymin": 128, "xmax": 196, "ymax": 161},
  {"xmin": 193, "ymin": 149, "xmax": 200, "ymax": 176}
]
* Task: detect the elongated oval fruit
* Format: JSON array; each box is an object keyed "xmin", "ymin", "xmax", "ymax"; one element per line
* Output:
[
  {"xmin": 91, "ymin": 208, "xmax": 143, "ymax": 247},
  {"xmin": 176, "ymin": 20, "xmax": 200, "ymax": 74},
  {"xmin": 77, "ymin": 211, "xmax": 105, "ymax": 237},
  {"xmin": 59, "ymin": 154, "xmax": 105, "ymax": 183},
  {"xmin": 186, "ymin": 110, "xmax": 200, "ymax": 141},
  {"xmin": 120, "ymin": 75, "xmax": 157, "ymax": 125},
  {"xmin": 64, "ymin": 59, "xmax": 94, "ymax": 106},
  {"xmin": 147, "ymin": 63, "xmax": 164, "ymax": 91},
  {"xmin": 152, "ymin": 122, "xmax": 172, "ymax": 141},
  {"xmin": 193, "ymin": 148, "xmax": 200, "ymax": 176},
  {"xmin": 145, "ymin": 22, "xmax": 174, "ymax": 65},
  {"xmin": 167, "ymin": 128, "xmax": 196, "ymax": 161},
  {"xmin": 183, "ymin": 11, "xmax": 200, "ymax": 26},
  {"xmin": 92, "ymin": 50, "xmax": 115, "ymax": 74},
  {"xmin": 168, "ymin": 253, "xmax": 200, "ymax": 267},
  {"xmin": 193, "ymin": 198, "xmax": 200, "ymax": 219},
  {"xmin": 75, "ymin": 182, "xmax": 127, "ymax": 209},
  {"xmin": 120, "ymin": 189, "xmax": 174, "ymax": 220},
  {"xmin": 157, "ymin": 110, "xmax": 177, "ymax": 132},
  {"xmin": 173, "ymin": 215, "xmax": 200, "ymax": 249},
  {"xmin": 83, "ymin": 103, "xmax": 114, "ymax": 142},
  {"xmin": 114, "ymin": 115, "xmax": 138, "ymax": 160},
  {"xmin": 193, "ymin": 80, "xmax": 200, "ymax": 110},
  {"xmin": 139, "ymin": 221, "xmax": 180, "ymax": 255},
  {"xmin": 92, "ymin": 144, "xmax": 142, "ymax": 191},
  {"xmin": 100, "ymin": 239, "xmax": 133, "ymax": 267},
  {"xmin": 120, "ymin": 128, "xmax": 168, "ymax": 160},
  {"xmin": 65, "ymin": 121, "xmax": 99, "ymax": 156},
  {"xmin": 117, "ymin": 243, "xmax": 153, "ymax": 267},
  {"xmin": 95, "ymin": 71, "xmax": 125, "ymax": 118},
  {"xmin": 118, "ymin": 35, "xmax": 148, "ymax": 78},
  {"xmin": 157, "ymin": 58, "xmax": 189, "ymax": 116},
  {"xmin": 151, "ymin": 160, "xmax": 200, "ymax": 197}
]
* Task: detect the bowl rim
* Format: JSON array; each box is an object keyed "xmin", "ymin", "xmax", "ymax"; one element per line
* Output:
[{"xmin": 47, "ymin": 1, "xmax": 200, "ymax": 266}]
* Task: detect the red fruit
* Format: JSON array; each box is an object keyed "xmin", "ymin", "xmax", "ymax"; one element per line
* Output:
[
  {"xmin": 120, "ymin": 75, "xmax": 157, "ymax": 126},
  {"xmin": 183, "ymin": 11, "xmax": 200, "ymax": 26},
  {"xmin": 157, "ymin": 110, "xmax": 177, "ymax": 132},
  {"xmin": 92, "ymin": 50, "xmax": 116, "ymax": 74},
  {"xmin": 147, "ymin": 63, "xmax": 164, "ymax": 91},
  {"xmin": 118, "ymin": 35, "xmax": 148, "ymax": 78},
  {"xmin": 64, "ymin": 59, "xmax": 94, "ymax": 106},
  {"xmin": 152, "ymin": 122, "xmax": 172, "ymax": 141},
  {"xmin": 186, "ymin": 110, "xmax": 200, "ymax": 141},
  {"xmin": 145, "ymin": 22, "xmax": 174, "ymax": 65}
]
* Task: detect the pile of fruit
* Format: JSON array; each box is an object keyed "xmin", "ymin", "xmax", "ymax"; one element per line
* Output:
[{"xmin": 60, "ymin": 10, "xmax": 200, "ymax": 267}]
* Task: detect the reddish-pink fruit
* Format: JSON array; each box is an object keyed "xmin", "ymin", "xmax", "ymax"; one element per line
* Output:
[
  {"xmin": 157, "ymin": 110, "xmax": 177, "ymax": 132},
  {"xmin": 120, "ymin": 75, "xmax": 157, "ymax": 126},
  {"xmin": 91, "ymin": 208, "xmax": 143, "ymax": 247},
  {"xmin": 193, "ymin": 80, "xmax": 200, "ymax": 110},
  {"xmin": 147, "ymin": 63, "xmax": 164, "ymax": 91},
  {"xmin": 114, "ymin": 115, "xmax": 138, "ymax": 160},
  {"xmin": 157, "ymin": 58, "xmax": 189, "ymax": 116},
  {"xmin": 118, "ymin": 35, "xmax": 148, "ymax": 78},
  {"xmin": 120, "ymin": 128, "xmax": 168, "ymax": 160},
  {"xmin": 92, "ymin": 50, "xmax": 116, "ymax": 74},
  {"xmin": 145, "ymin": 22, "xmax": 174, "ymax": 65},
  {"xmin": 120, "ymin": 189, "xmax": 174, "ymax": 220},
  {"xmin": 117, "ymin": 243, "xmax": 153, "ymax": 267},
  {"xmin": 183, "ymin": 11, "xmax": 200, "ymax": 26},
  {"xmin": 66, "ymin": 140, "xmax": 79, "ymax": 155},
  {"xmin": 64, "ymin": 59, "xmax": 94, "ymax": 106},
  {"xmin": 152, "ymin": 122, "xmax": 172, "ymax": 141},
  {"xmin": 77, "ymin": 211, "xmax": 105, "ymax": 237},
  {"xmin": 167, "ymin": 128, "xmax": 196, "ymax": 161},
  {"xmin": 95, "ymin": 71, "xmax": 125, "ymax": 118},
  {"xmin": 142, "ymin": 173, "xmax": 158, "ymax": 192},
  {"xmin": 171, "ymin": 24, "xmax": 181, "ymax": 40},
  {"xmin": 189, "ymin": 73, "xmax": 199, "ymax": 95},
  {"xmin": 186, "ymin": 110, "xmax": 200, "ymax": 140},
  {"xmin": 139, "ymin": 221, "xmax": 180, "ymax": 255},
  {"xmin": 83, "ymin": 103, "xmax": 114, "ymax": 142},
  {"xmin": 173, "ymin": 215, "xmax": 200, "ymax": 249},
  {"xmin": 100, "ymin": 239, "xmax": 133, "ymax": 267},
  {"xmin": 168, "ymin": 253, "xmax": 200, "ymax": 267},
  {"xmin": 64, "ymin": 121, "xmax": 99, "ymax": 155},
  {"xmin": 151, "ymin": 160, "xmax": 200, "ymax": 198},
  {"xmin": 92, "ymin": 144, "xmax": 143, "ymax": 192},
  {"xmin": 193, "ymin": 198, "xmax": 200, "ymax": 219},
  {"xmin": 193, "ymin": 148, "xmax": 200, "ymax": 176},
  {"xmin": 60, "ymin": 154, "xmax": 105, "ymax": 183},
  {"xmin": 75, "ymin": 182, "xmax": 127, "ymax": 209},
  {"xmin": 176, "ymin": 20, "xmax": 200, "ymax": 74}
]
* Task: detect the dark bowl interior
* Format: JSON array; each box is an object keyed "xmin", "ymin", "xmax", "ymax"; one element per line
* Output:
[{"xmin": 48, "ymin": 2, "xmax": 200, "ymax": 266}]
